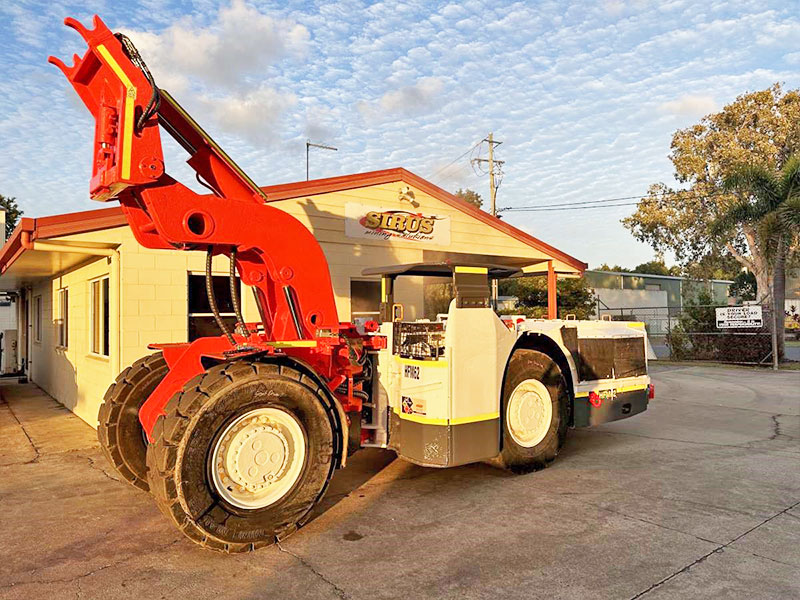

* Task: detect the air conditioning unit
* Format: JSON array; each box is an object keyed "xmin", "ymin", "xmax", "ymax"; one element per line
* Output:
[{"xmin": 2, "ymin": 329, "xmax": 18, "ymax": 374}]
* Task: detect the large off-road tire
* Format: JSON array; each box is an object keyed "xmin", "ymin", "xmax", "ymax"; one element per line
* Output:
[
  {"xmin": 146, "ymin": 361, "xmax": 337, "ymax": 553},
  {"xmin": 493, "ymin": 349, "xmax": 569, "ymax": 473},
  {"xmin": 98, "ymin": 352, "xmax": 168, "ymax": 491}
]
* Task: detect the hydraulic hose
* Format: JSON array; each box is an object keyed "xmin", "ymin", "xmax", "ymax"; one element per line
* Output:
[
  {"xmin": 229, "ymin": 247, "xmax": 249, "ymax": 335},
  {"xmin": 206, "ymin": 247, "xmax": 236, "ymax": 346}
]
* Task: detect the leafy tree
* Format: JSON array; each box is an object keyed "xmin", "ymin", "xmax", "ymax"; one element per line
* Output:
[
  {"xmin": 595, "ymin": 260, "xmax": 681, "ymax": 276},
  {"xmin": 624, "ymin": 83, "xmax": 800, "ymax": 303},
  {"xmin": 631, "ymin": 260, "xmax": 681, "ymax": 276},
  {"xmin": 682, "ymin": 251, "xmax": 742, "ymax": 281},
  {"xmin": 455, "ymin": 188, "xmax": 483, "ymax": 209},
  {"xmin": 595, "ymin": 263, "xmax": 630, "ymax": 272},
  {"xmin": 499, "ymin": 276, "xmax": 596, "ymax": 319},
  {"xmin": 729, "ymin": 270, "xmax": 757, "ymax": 301},
  {"xmin": 714, "ymin": 155, "xmax": 800, "ymax": 360},
  {"xmin": 0, "ymin": 195, "xmax": 23, "ymax": 239}
]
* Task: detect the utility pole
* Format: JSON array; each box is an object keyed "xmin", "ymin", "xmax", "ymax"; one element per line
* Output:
[
  {"xmin": 306, "ymin": 140, "xmax": 338, "ymax": 180},
  {"xmin": 472, "ymin": 132, "xmax": 504, "ymax": 308},
  {"xmin": 472, "ymin": 133, "xmax": 504, "ymax": 214},
  {"xmin": 488, "ymin": 132, "xmax": 497, "ymax": 216}
]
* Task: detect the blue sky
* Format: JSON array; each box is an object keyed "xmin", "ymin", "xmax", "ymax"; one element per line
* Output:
[{"xmin": 1, "ymin": 1, "xmax": 797, "ymax": 267}]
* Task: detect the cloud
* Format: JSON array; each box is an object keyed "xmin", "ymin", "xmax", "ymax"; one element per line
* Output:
[
  {"xmin": 784, "ymin": 52, "xmax": 800, "ymax": 65},
  {"xmin": 357, "ymin": 77, "xmax": 445, "ymax": 121},
  {"xmin": 123, "ymin": 0, "xmax": 309, "ymax": 89},
  {"xmin": 199, "ymin": 85, "xmax": 297, "ymax": 145},
  {"xmin": 2, "ymin": 0, "xmax": 798, "ymax": 270},
  {"xmin": 658, "ymin": 94, "xmax": 718, "ymax": 117},
  {"xmin": 117, "ymin": 1, "xmax": 308, "ymax": 145}
]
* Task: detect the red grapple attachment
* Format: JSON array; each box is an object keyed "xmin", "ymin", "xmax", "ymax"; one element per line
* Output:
[
  {"xmin": 48, "ymin": 16, "xmax": 164, "ymax": 201},
  {"xmin": 48, "ymin": 13, "xmax": 375, "ymax": 441}
]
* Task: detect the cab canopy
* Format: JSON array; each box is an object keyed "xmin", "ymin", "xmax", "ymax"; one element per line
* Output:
[{"xmin": 362, "ymin": 261, "xmax": 522, "ymax": 279}]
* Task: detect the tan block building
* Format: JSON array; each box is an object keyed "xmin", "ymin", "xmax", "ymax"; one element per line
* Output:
[{"xmin": 0, "ymin": 168, "xmax": 584, "ymax": 426}]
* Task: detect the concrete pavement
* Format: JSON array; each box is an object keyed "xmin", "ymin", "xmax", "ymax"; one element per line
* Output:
[{"xmin": 0, "ymin": 364, "xmax": 798, "ymax": 599}]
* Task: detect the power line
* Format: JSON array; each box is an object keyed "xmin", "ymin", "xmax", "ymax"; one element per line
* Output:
[
  {"xmin": 499, "ymin": 190, "xmax": 728, "ymax": 212},
  {"xmin": 427, "ymin": 140, "xmax": 484, "ymax": 180},
  {"xmin": 504, "ymin": 201, "xmax": 642, "ymax": 212}
]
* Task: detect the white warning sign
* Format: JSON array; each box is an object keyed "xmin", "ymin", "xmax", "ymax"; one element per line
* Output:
[{"xmin": 715, "ymin": 305, "xmax": 763, "ymax": 329}]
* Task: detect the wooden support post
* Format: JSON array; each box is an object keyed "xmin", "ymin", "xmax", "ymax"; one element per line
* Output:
[{"xmin": 547, "ymin": 260, "xmax": 557, "ymax": 319}]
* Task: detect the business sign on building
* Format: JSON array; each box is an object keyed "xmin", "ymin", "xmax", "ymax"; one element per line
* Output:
[
  {"xmin": 715, "ymin": 305, "xmax": 763, "ymax": 329},
  {"xmin": 345, "ymin": 203, "xmax": 451, "ymax": 245}
]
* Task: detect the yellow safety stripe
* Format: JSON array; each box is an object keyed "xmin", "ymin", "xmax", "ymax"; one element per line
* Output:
[
  {"xmin": 394, "ymin": 356, "xmax": 448, "ymax": 368},
  {"xmin": 268, "ymin": 340, "xmax": 318, "ymax": 348},
  {"xmin": 392, "ymin": 407, "xmax": 499, "ymax": 426},
  {"xmin": 575, "ymin": 384, "xmax": 648, "ymax": 398},
  {"xmin": 96, "ymin": 45, "xmax": 136, "ymax": 180},
  {"xmin": 381, "ymin": 277, "xmax": 387, "ymax": 302},
  {"xmin": 619, "ymin": 384, "xmax": 648, "ymax": 393},
  {"xmin": 451, "ymin": 411, "xmax": 500, "ymax": 425},
  {"xmin": 454, "ymin": 266, "xmax": 488, "ymax": 274}
]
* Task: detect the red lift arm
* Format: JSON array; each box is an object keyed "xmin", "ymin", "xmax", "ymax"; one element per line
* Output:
[{"xmin": 49, "ymin": 15, "xmax": 377, "ymax": 436}]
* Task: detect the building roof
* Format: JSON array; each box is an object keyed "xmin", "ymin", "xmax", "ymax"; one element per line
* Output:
[
  {"xmin": 362, "ymin": 261, "xmax": 523, "ymax": 279},
  {"xmin": 0, "ymin": 168, "xmax": 586, "ymax": 285},
  {"xmin": 260, "ymin": 168, "xmax": 586, "ymax": 272},
  {"xmin": 0, "ymin": 207, "xmax": 127, "ymax": 288},
  {"xmin": 585, "ymin": 269, "xmax": 733, "ymax": 284}
]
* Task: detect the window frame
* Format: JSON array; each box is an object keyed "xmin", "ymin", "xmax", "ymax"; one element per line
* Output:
[
  {"xmin": 187, "ymin": 272, "xmax": 242, "ymax": 342},
  {"xmin": 33, "ymin": 295, "xmax": 42, "ymax": 343},
  {"xmin": 90, "ymin": 276, "xmax": 110, "ymax": 357},
  {"xmin": 57, "ymin": 288, "xmax": 69, "ymax": 348}
]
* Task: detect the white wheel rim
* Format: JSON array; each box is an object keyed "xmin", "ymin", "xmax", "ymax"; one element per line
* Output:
[
  {"xmin": 211, "ymin": 407, "xmax": 306, "ymax": 510},
  {"xmin": 507, "ymin": 379, "xmax": 553, "ymax": 448}
]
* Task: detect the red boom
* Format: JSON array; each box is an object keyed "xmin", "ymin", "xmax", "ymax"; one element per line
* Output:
[{"xmin": 49, "ymin": 15, "xmax": 381, "ymax": 437}]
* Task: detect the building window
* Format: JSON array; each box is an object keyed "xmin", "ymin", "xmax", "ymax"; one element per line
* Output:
[
  {"xmin": 33, "ymin": 295, "xmax": 42, "ymax": 343},
  {"xmin": 188, "ymin": 273, "xmax": 241, "ymax": 341},
  {"xmin": 645, "ymin": 284, "xmax": 661, "ymax": 291},
  {"xmin": 91, "ymin": 277, "xmax": 110, "ymax": 356},
  {"xmin": 58, "ymin": 288, "xmax": 69, "ymax": 348},
  {"xmin": 351, "ymin": 279, "xmax": 381, "ymax": 320}
]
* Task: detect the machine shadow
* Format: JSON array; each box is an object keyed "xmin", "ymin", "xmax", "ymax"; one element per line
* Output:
[
  {"xmin": 304, "ymin": 424, "xmax": 634, "ymax": 527},
  {"xmin": 305, "ymin": 448, "xmax": 398, "ymax": 522},
  {"xmin": 304, "ymin": 447, "xmax": 518, "ymax": 527}
]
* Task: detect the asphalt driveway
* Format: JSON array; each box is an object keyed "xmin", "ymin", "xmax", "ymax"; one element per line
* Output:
[{"xmin": 1, "ymin": 363, "xmax": 798, "ymax": 599}]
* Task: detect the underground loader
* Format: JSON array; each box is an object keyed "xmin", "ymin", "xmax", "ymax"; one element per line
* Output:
[{"xmin": 50, "ymin": 15, "xmax": 653, "ymax": 552}]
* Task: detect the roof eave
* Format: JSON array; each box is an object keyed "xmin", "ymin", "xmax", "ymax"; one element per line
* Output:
[
  {"xmin": 0, "ymin": 207, "xmax": 127, "ymax": 276},
  {"xmin": 260, "ymin": 167, "xmax": 587, "ymax": 274}
]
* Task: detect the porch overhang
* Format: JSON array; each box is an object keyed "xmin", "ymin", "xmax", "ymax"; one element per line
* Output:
[{"xmin": 0, "ymin": 208, "xmax": 126, "ymax": 290}]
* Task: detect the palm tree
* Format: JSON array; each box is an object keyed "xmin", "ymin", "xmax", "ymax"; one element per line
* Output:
[{"xmin": 717, "ymin": 155, "xmax": 800, "ymax": 361}]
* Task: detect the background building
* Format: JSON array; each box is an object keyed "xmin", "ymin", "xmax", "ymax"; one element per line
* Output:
[
  {"xmin": 0, "ymin": 168, "xmax": 584, "ymax": 426},
  {"xmin": 584, "ymin": 269, "xmax": 733, "ymax": 357}
]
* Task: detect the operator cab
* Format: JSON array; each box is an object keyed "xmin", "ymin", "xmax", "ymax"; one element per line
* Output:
[
  {"xmin": 362, "ymin": 261, "xmax": 520, "ymax": 361},
  {"xmin": 363, "ymin": 261, "xmax": 520, "ymax": 322},
  {"xmin": 359, "ymin": 262, "xmax": 521, "ymax": 464}
]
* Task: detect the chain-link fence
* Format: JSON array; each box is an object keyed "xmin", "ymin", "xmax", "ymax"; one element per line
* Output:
[{"xmin": 597, "ymin": 304, "xmax": 775, "ymax": 365}]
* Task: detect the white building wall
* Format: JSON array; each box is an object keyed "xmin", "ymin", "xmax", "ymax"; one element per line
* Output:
[
  {"xmin": 28, "ymin": 258, "xmax": 113, "ymax": 425},
  {"xmin": 0, "ymin": 301, "xmax": 16, "ymax": 331}
]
